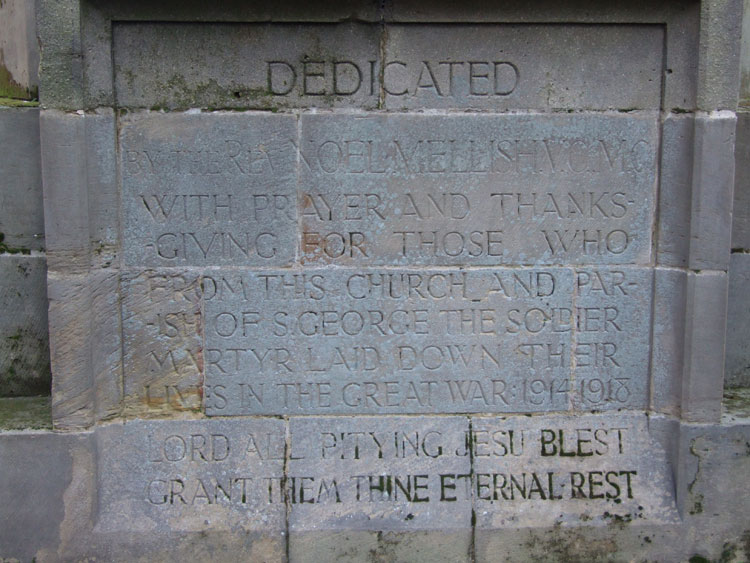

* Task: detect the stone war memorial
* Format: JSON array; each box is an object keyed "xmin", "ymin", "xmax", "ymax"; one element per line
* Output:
[{"xmin": 1, "ymin": 0, "xmax": 750, "ymax": 561}]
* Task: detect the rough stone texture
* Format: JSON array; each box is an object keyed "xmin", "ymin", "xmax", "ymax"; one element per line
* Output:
[
  {"xmin": 682, "ymin": 271, "xmax": 729, "ymax": 422},
  {"xmin": 287, "ymin": 416, "xmax": 472, "ymax": 561},
  {"xmin": 697, "ymin": 0, "xmax": 743, "ymax": 111},
  {"xmin": 651, "ymin": 268, "xmax": 687, "ymax": 416},
  {"xmin": 0, "ymin": 256, "xmax": 50, "ymax": 396},
  {"xmin": 732, "ymin": 112, "xmax": 750, "ymax": 249},
  {"xmin": 0, "ymin": 0, "xmax": 39, "ymax": 99},
  {"xmin": 111, "ymin": 23, "xmax": 662, "ymax": 111},
  {"xmin": 382, "ymin": 25, "xmax": 662, "ymax": 111},
  {"xmin": 725, "ymin": 253, "xmax": 750, "ymax": 387},
  {"xmin": 472, "ymin": 413, "xmax": 679, "ymax": 529},
  {"xmin": 120, "ymin": 112, "xmax": 297, "ymax": 267},
  {"xmin": 40, "ymin": 110, "xmax": 90, "ymax": 273},
  {"xmin": 657, "ymin": 113, "xmax": 694, "ymax": 268},
  {"xmin": 121, "ymin": 270, "xmax": 202, "ymax": 416},
  {"xmin": 0, "ymin": 108, "xmax": 44, "ymax": 252},
  {"xmin": 299, "ymin": 112, "xmax": 658, "ymax": 266},
  {"xmin": 37, "ymin": 0, "xmax": 83, "ymax": 109},
  {"xmin": 689, "ymin": 112, "xmax": 737, "ymax": 271},
  {"xmin": 204, "ymin": 267, "xmax": 652, "ymax": 415},
  {"xmin": 96, "ymin": 419, "xmax": 286, "ymax": 536}
]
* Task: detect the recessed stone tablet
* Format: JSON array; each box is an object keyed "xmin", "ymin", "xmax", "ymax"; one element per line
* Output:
[
  {"xmin": 298, "ymin": 112, "xmax": 658, "ymax": 266},
  {"xmin": 120, "ymin": 112, "xmax": 297, "ymax": 267}
]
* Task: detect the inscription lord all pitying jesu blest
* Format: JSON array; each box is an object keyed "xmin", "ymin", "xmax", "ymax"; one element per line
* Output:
[{"xmin": 95, "ymin": 415, "xmax": 679, "ymax": 532}]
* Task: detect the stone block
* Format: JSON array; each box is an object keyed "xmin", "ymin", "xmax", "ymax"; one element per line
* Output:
[
  {"xmin": 0, "ymin": 255, "xmax": 50, "ymax": 396},
  {"xmin": 120, "ymin": 112, "xmax": 297, "ymax": 267},
  {"xmin": 40, "ymin": 110, "xmax": 90, "ymax": 272},
  {"xmin": 95, "ymin": 419, "xmax": 286, "ymax": 532},
  {"xmin": 682, "ymin": 270, "xmax": 728, "ymax": 422},
  {"xmin": 732, "ymin": 111, "xmax": 750, "ymax": 250},
  {"xmin": 697, "ymin": 0, "xmax": 743, "ymax": 111},
  {"xmin": 37, "ymin": 0, "xmax": 84, "ymax": 109},
  {"xmin": 471, "ymin": 413, "xmax": 679, "ymax": 530},
  {"xmin": 0, "ymin": 432, "xmax": 89, "ymax": 562},
  {"xmin": 657, "ymin": 113, "xmax": 693, "ymax": 268},
  {"xmin": 287, "ymin": 416, "xmax": 472, "ymax": 561},
  {"xmin": 299, "ymin": 112, "xmax": 658, "ymax": 266},
  {"xmin": 689, "ymin": 112, "xmax": 737, "ymax": 271},
  {"xmin": 0, "ymin": 107, "xmax": 44, "ymax": 252},
  {"xmin": 121, "ymin": 270, "xmax": 202, "ymax": 416},
  {"xmin": 204, "ymin": 267, "xmax": 652, "ymax": 416},
  {"xmin": 651, "ymin": 268, "xmax": 687, "ymax": 416},
  {"xmin": 725, "ymin": 252, "xmax": 750, "ymax": 387},
  {"xmin": 112, "ymin": 22, "xmax": 382, "ymax": 110},
  {"xmin": 382, "ymin": 24, "xmax": 662, "ymax": 111}
]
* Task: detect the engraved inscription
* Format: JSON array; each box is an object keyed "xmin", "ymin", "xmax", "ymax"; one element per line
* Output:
[
  {"xmin": 121, "ymin": 113, "xmax": 297, "ymax": 266},
  {"xmin": 299, "ymin": 113, "xmax": 657, "ymax": 266},
  {"xmin": 203, "ymin": 267, "xmax": 652, "ymax": 415},
  {"xmin": 113, "ymin": 23, "xmax": 662, "ymax": 110}
]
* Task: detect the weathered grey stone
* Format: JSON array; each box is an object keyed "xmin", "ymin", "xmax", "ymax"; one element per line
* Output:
[
  {"xmin": 383, "ymin": 25, "xmax": 662, "ymax": 111},
  {"xmin": 472, "ymin": 413, "xmax": 679, "ymax": 529},
  {"xmin": 288, "ymin": 416, "xmax": 472, "ymax": 561},
  {"xmin": 0, "ymin": 108, "xmax": 44, "ymax": 252},
  {"xmin": 120, "ymin": 112, "xmax": 297, "ymax": 267},
  {"xmin": 0, "ymin": 256, "xmax": 49, "ymax": 396},
  {"xmin": 386, "ymin": 0, "xmax": 699, "ymax": 111},
  {"xmin": 40, "ymin": 110, "xmax": 90, "ymax": 272},
  {"xmin": 689, "ymin": 112, "xmax": 737, "ymax": 271},
  {"xmin": 682, "ymin": 270, "xmax": 728, "ymax": 422},
  {"xmin": 37, "ymin": 0, "xmax": 84, "ymax": 109},
  {"xmin": 47, "ymin": 269, "xmax": 121, "ymax": 428},
  {"xmin": 113, "ymin": 23, "xmax": 381, "ymax": 110},
  {"xmin": 657, "ymin": 114, "xmax": 694, "ymax": 268},
  {"xmin": 204, "ymin": 267, "xmax": 652, "ymax": 416},
  {"xmin": 725, "ymin": 253, "xmax": 750, "ymax": 387},
  {"xmin": 651, "ymin": 268, "xmax": 687, "ymax": 416},
  {"xmin": 0, "ymin": 432, "xmax": 87, "ymax": 562},
  {"xmin": 121, "ymin": 270, "xmax": 202, "ymax": 416},
  {"xmin": 732, "ymin": 111, "xmax": 750, "ymax": 249},
  {"xmin": 697, "ymin": 0, "xmax": 743, "ymax": 111},
  {"xmin": 95, "ymin": 419, "xmax": 286, "ymax": 536},
  {"xmin": 299, "ymin": 112, "xmax": 658, "ymax": 266}
]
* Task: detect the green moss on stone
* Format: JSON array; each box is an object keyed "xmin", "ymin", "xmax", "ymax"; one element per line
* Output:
[{"xmin": 0, "ymin": 396, "xmax": 52, "ymax": 430}]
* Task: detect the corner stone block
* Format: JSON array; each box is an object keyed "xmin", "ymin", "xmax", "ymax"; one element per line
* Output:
[
  {"xmin": 656, "ymin": 113, "xmax": 693, "ymax": 268},
  {"xmin": 681, "ymin": 270, "xmax": 728, "ymax": 422},
  {"xmin": 121, "ymin": 270, "xmax": 202, "ymax": 417},
  {"xmin": 40, "ymin": 110, "xmax": 90, "ymax": 273},
  {"xmin": 689, "ymin": 112, "xmax": 736, "ymax": 271},
  {"xmin": 48, "ymin": 271, "xmax": 94, "ymax": 429},
  {"xmin": 287, "ymin": 416, "xmax": 473, "ymax": 562},
  {"xmin": 651, "ymin": 268, "xmax": 687, "ymax": 416}
]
